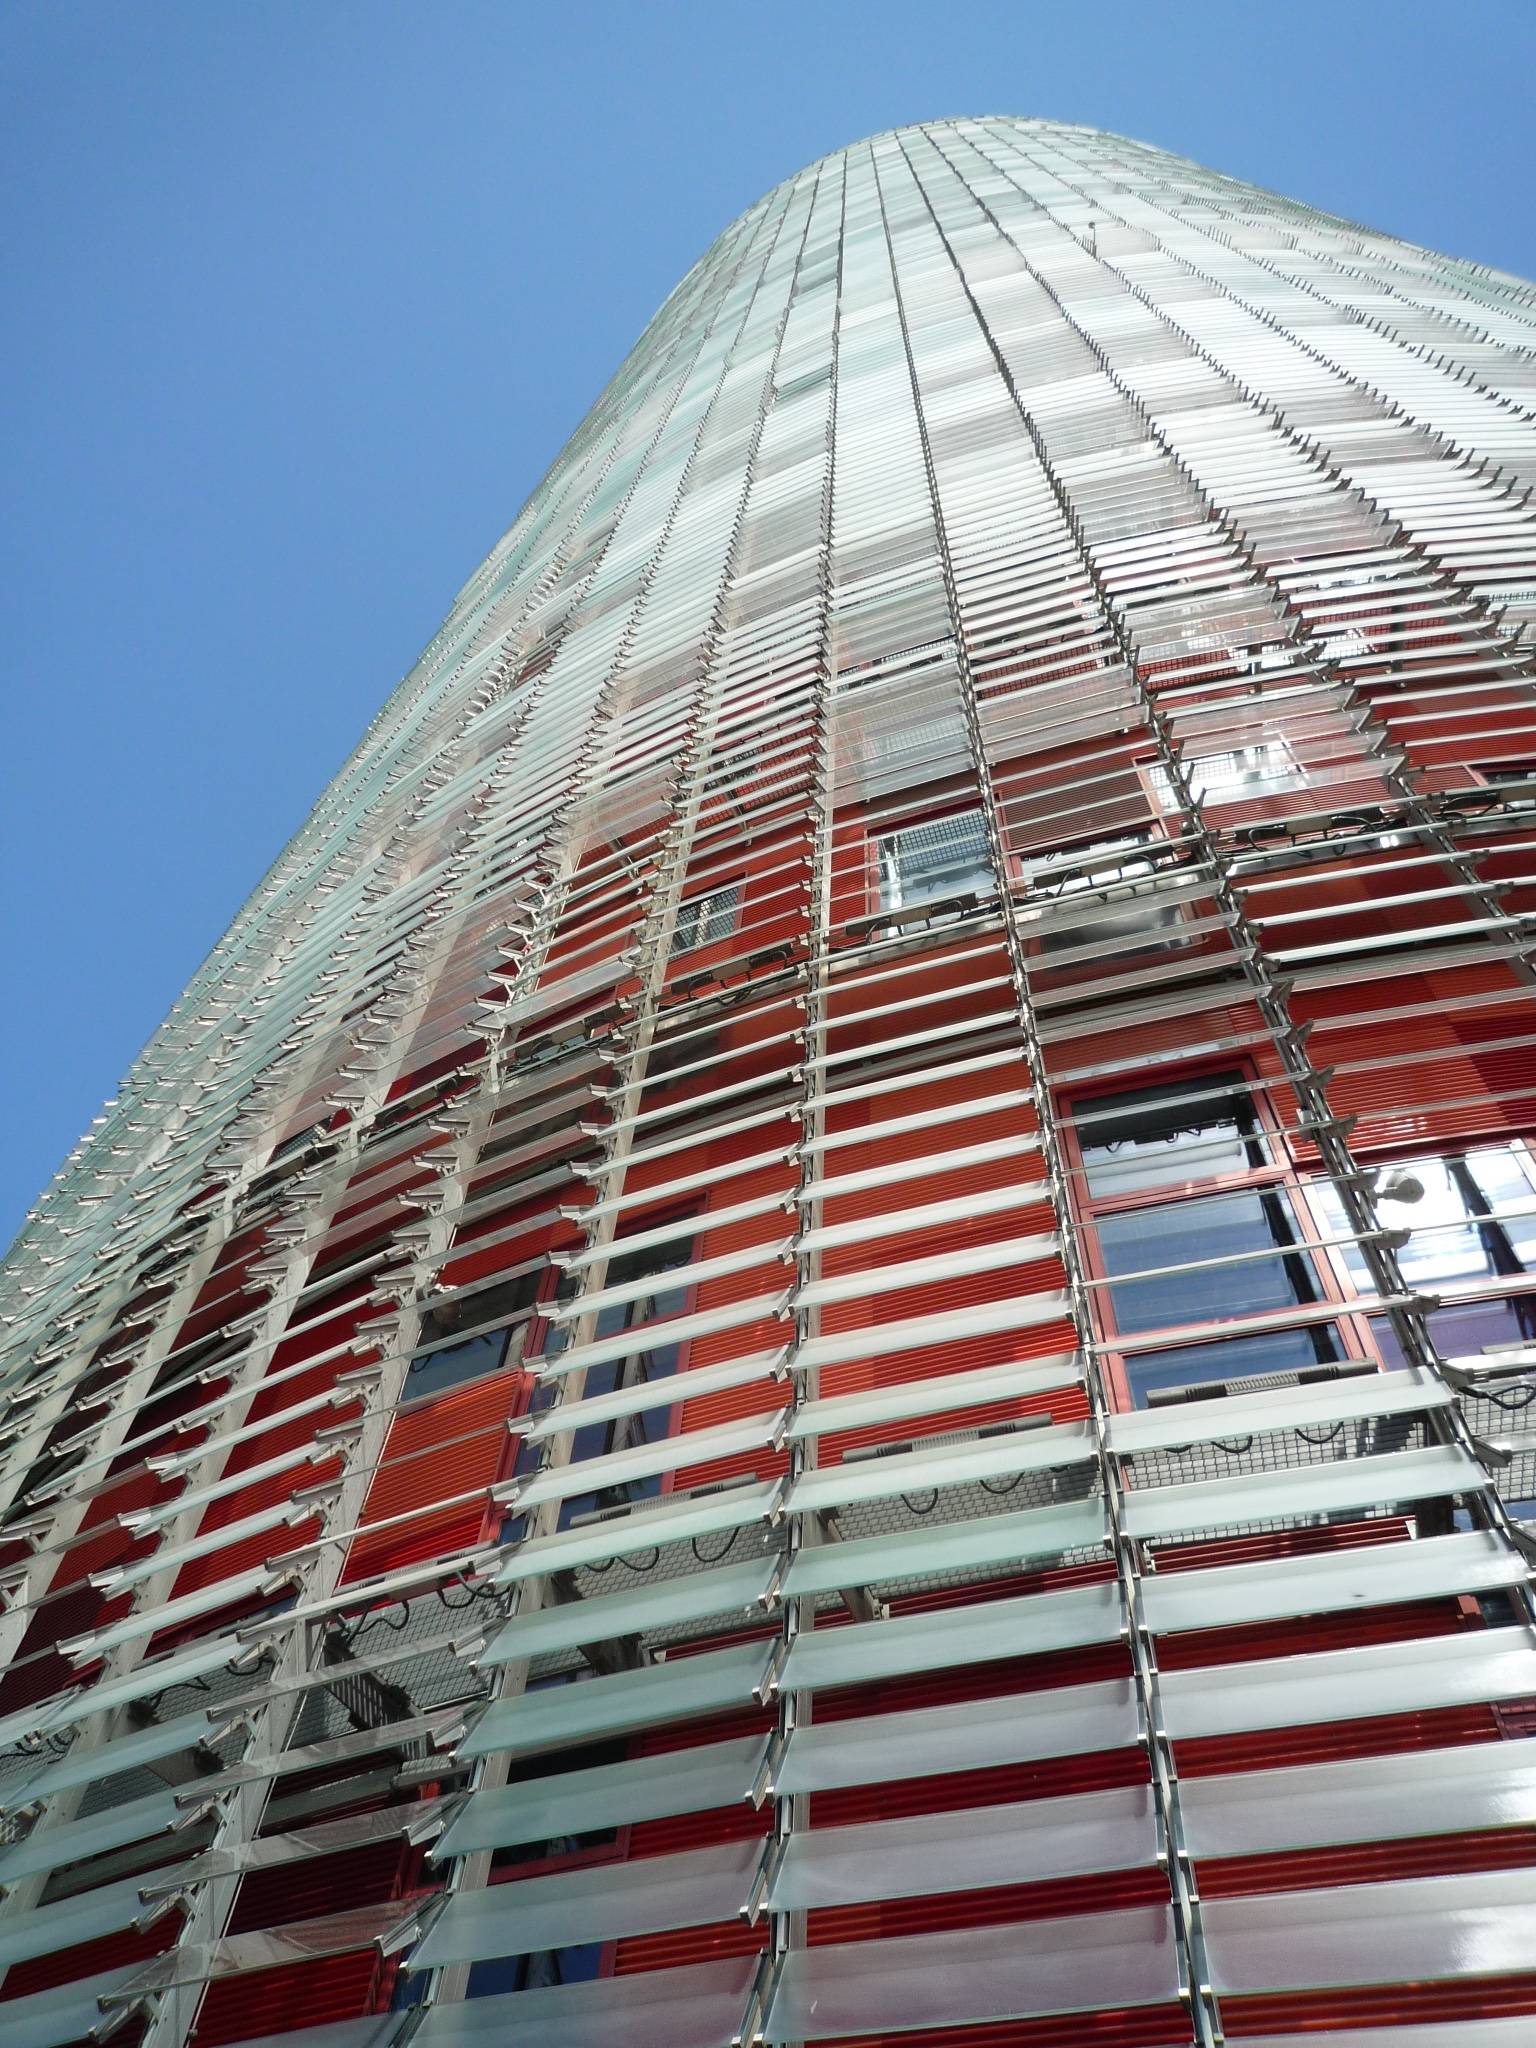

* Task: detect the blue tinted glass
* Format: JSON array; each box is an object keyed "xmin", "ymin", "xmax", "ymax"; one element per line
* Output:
[
  {"xmin": 405, "ymin": 1324, "xmax": 513, "ymax": 1400},
  {"xmin": 1125, "ymin": 1324, "xmax": 1342, "ymax": 1406},
  {"xmin": 468, "ymin": 1942, "xmax": 605, "ymax": 1997},
  {"xmin": 1098, "ymin": 1188, "xmax": 1317, "ymax": 1334},
  {"xmin": 1371, "ymin": 1294, "xmax": 1536, "ymax": 1370}
]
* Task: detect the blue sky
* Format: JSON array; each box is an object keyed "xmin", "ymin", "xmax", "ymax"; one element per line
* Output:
[{"xmin": 3, "ymin": 0, "xmax": 1534, "ymax": 1246}]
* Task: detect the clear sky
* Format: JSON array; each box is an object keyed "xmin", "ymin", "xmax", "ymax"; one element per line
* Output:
[{"xmin": 3, "ymin": 0, "xmax": 1534, "ymax": 1247}]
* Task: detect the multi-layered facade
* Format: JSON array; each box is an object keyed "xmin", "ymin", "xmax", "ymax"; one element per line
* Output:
[{"xmin": 6, "ymin": 115, "xmax": 1536, "ymax": 2048}]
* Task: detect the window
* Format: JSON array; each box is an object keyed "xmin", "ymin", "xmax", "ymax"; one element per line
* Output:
[
  {"xmin": 1146, "ymin": 739, "xmax": 1303, "ymax": 810},
  {"xmin": 1029, "ymin": 834, "xmax": 1184, "ymax": 958},
  {"xmin": 467, "ymin": 1944, "xmax": 605, "ymax": 1998},
  {"xmin": 1097, "ymin": 1186, "xmax": 1322, "ymax": 1336},
  {"xmin": 874, "ymin": 809, "xmax": 995, "ymax": 914},
  {"xmin": 671, "ymin": 884, "xmax": 740, "ymax": 955},
  {"xmin": 406, "ymin": 1271, "xmax": 540, "ymax": 1400},
  {"xmin": 1312, "ymin": 1144, "xmax": 1536, "ymax": 1294},
  {"xmin": 1069, "ymin": 1069, "xmax": 1347, "ymax": 1408},
  {"xmin": 555, "ymin": 1222, "xmax": 698, "ymax": 1529},
  {"xmin": 1077, "ymin": 1071, "xmax": 1268, "ymax": 1200}
]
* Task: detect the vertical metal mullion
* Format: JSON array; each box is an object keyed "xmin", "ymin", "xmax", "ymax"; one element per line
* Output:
[
  {"xmin": 739, "ymin": 153, "xmax": 847, "ymax": 2048},
  {"xmin": 879, "ymin": 128, "xmax": 1223, "ymax": 2047},
  {"xmin": 423, "ymin": 171, "xmax": 820, "ymax": 2016}
]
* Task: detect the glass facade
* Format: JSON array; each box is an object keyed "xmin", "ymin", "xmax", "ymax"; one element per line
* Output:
[{"xmin": 2, "ymin": 116, "xmax": 1536, "ymax": 2047}]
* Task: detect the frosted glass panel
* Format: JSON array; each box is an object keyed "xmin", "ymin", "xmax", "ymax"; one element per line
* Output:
[
  {"xmin": 459, "ymin": 1639, "xmax": 772, "ymax": 1759},
  {"xmin": 784, "ymin": 1583, "xmax": 1122, "ymax": 1692},
  {"xmin": 414, "ymin": 1957, "xmax": 756, "ymax": 2048},
  {"xmin": 771, "ymin": 1785, "xmax": 1156, "ymax": 1910},
  {"xmin": 0, "ymin": 1869, "xmax": 170, "ymax": 1969},
  {"xmin": 1205, "ymin": 1869, "xmax": 1536, "ymax": 1992},
  {"xmin": 1161, "ymin": 1626, "xmax": 1536, "ymax": 1740},
  {"xmin": 194, "ymin": 2022, "xmax": 400, "ymax": 2048},
  {"xmin": 1141, "ymin": 1529, "xmax": 1525, "ymax": 1634},
  {"xmin": 0, "ymin": 1635, "xmax": 239, "ymax": 1746},
  {"xmin": 765, "ymin": 1907, "xmax": 1180, "ymax": 2039},
  {"xmin": 784, "ymin": 1498, "xmax": 1106, "ymax": 1599},
  {"xmin": 778, "ymin": 1678, "xmax": 1138, "ymax": 1794},
  {"xmin": 0, "ymin": 1967, "xmax": 144, "ymax": 2048},
  {"xmin": 437, "ymin": 1735, "xmax": 767, "ymax": 1857},
  {"xmin": 1106, "ymin": 1366, "xmax": 1447, "ymax": 1455},
  {"xmin": 1119, "ymin": 1444, "xmax": 1481, "ymax": 1542},
  {"xmin": 412, "ymin": 1838, "xmax": 762, "ymax": 1966},
  {"xmin": 481, "ymin": 1554, "xmax": 778, "ymax": 1664},
  {"xmin": 2, "ymin": 1705, "xmax": 223, "ymax": 1811},
  {"xmin": 495, "ymin": 1482, "xmax": 779, "ymax": 1585},
  {"xmin": 790, "ymin": 1423, "xmax": 1094, "ymax": 1515},
  {"xmin": 1237, "ymin": 2020, "xmax": 1536, "ymax": 2048},
  {"xmin": 0, "ymin": 1787, "xmax": 180, "ymax": 1885}
]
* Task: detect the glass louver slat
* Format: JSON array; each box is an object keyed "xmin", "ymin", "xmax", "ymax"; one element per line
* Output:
[
  {"xmin": 436, "ymin": 1734, "xmax": 768, "ymax": 1858},
  {"xmin": 410, "ymin": 1836, "xmax": 762, "ymax": 1966},
  {"xmin": 458, "ymin": 1638, "xmax": 774, "ymax": 1760},
  {"xmin": 783, "ymin": 1581, "xmax": 1123, "ymax": 1693},
  {"xmin": 479, "ymin": 1553, "xmax": 779, "ymax": 1664},
  {"xmin": 1138, "ymin": 1528, "xmax": 1527, "ymax": 1634},
  {"xmin": 1182, "ymin": 1736, "xmax": 1536, "ymax": 1858},
  {"xmin": 493, "ymin": 1480, "xmax": 781, "ymax": 1584},
  {"xmin": 0, "ymin": 1967, "xmax": 147, "ymax": 2048},
  {"xmin": 1118, "ymin": 1443, "xmax": 1484, "ymax": 1541},
  {"xmin": 1, "ymin": 1704, "xmax": 229, "ymax": 1812},
  {"xmin": 410, "ymin": 1958, "xmax": 757, "ymax": 2048},
  {"xmin": 1203, "ymin": 1869, "xmax": 1536, "ymax": 1994},
  {"xmin": 776, "ymin": 1675, "xmax": 1140, "ymax": 1795},
  {"xmin": 763, "ymin": 1908, "xmax": 1181, "ymax": 2040},
  {"xmin": 1159, "ymin": 1626, "xmax": 1536, "ymax": 1741},
  {"xmin": 782, "ymin": 1496, "xmax": 1107, "ymax": 1598},
  {"xmin": 1104, "ymin": 1365, "xmax": 1451, "ymax": 1453},
  {"xmin": 0, "ymin": 1786, "xmax": 182, "ymax": 1886}
]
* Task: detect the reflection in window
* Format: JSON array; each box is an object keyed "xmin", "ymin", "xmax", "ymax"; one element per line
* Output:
[
  {"xmin": 1098, "ymin": 1186, "xmax": 1320, "ymax": 1335},
  {"xmin": 1078, "ymin": 1072, "xmax": 1268, "ymax": 1199},
  {"xmin": 557, "ymin": 1227, "xmax": 697, "ymax": 1530},
  {"xmin": 1314, "ymin": 1144, "xmax": 1536, "ymax": 1293},
  {"xmin": 875, "ymin": 810, "xmax": 995, "ymax": 913},
  {"xmin": 1030, "ymin": 834, "xmax": 1183, "ymax": 958},
  {"xmin": 1126, "ymin": 1324, "xmax": 1344, "ymax": 1408},
  {"xmin": 1148, "ymin": 738, "xmax": 1303, "ymax": 810},
  {"xmin": 406, "ymin": 1271, "xmax": 540, "ymax": 1400},
  {"xmin": 671, "ymin": 885, "xmax": 741, "ymax": 955}
]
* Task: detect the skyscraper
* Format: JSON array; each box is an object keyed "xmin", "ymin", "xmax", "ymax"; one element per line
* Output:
[{"xmin": 4, "ymin": 111, "xmax": 1536, "ymax": 2046}]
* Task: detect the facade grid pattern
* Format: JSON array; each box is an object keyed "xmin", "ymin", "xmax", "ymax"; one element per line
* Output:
[{"xmin": 3, "ymin": 117, "xmax": 1536, "ymax": 2048}]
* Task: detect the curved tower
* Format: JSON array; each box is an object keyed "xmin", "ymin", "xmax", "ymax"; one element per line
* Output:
[{"xmin": 5, "ymin": 118, "xmax": 1536, "ymax": 2048}]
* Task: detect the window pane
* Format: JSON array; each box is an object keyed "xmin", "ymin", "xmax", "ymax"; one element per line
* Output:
[
  {"xmin": 1371, "ymin": 1294, "xmax": 1536, "ymax": 1370},
  {"xmin": 670, "ymin": 884, "xmax": 740, "ymax": 955},
  {"xmin": 1124, "ymin": 1324, "xmax": 1342, "ymax": 1407},
  {"xmin": 1098, "ymin": 1188, "xmax": 1318, "ymax": 1334},
  {"xmin": 1314, "ymin": 1143, "xmax": 1536, "ymax": 1291},
  {"xmin": 876, "ymin": 810, "xmax": 994, "ymax": 912},
  {"xmin": 1031, "ymin": 835, "xmax": 1183, "ymax": 958},
  {"xmin": 406, "ymin": 1324, "xmax": 516, "ymax": 1401},
  {"xmin": 1078, "ymin": 1072, "xmax": 1266, "ymax": 1198}
]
